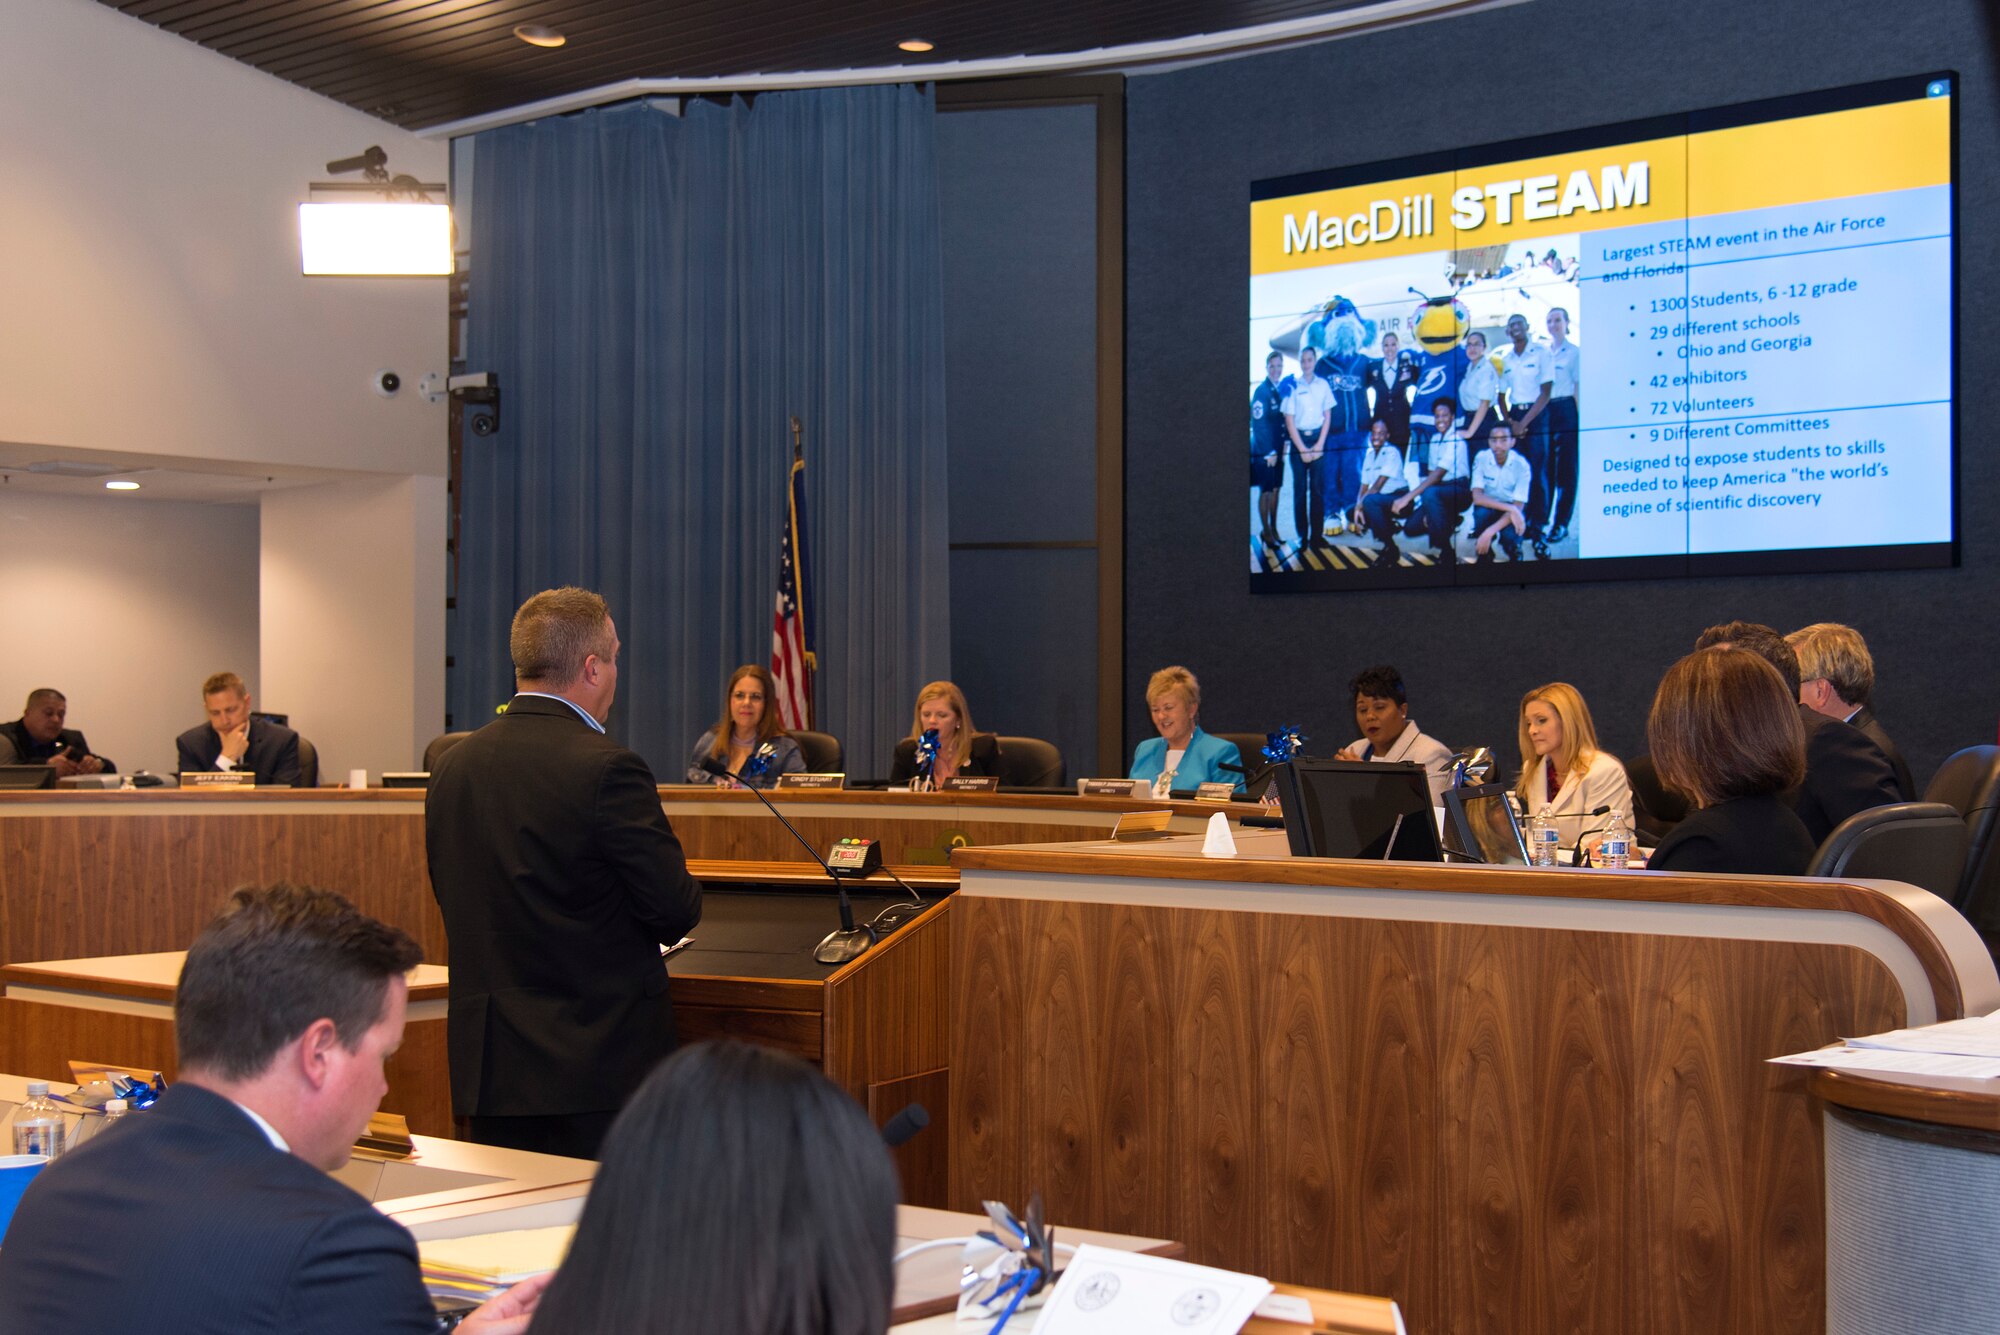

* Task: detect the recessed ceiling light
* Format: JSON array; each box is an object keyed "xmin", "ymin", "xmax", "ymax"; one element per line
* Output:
[
  {"xmin": 514, "ymin": 24, "xmax": 566, "ymax": 48},
  {"xmin": 898, "ymin": 39, "xmax": 934, "ymax": 53},
  {"xmin": 105, "ymin": 480, "xmax": 141, "ymax": 491}
]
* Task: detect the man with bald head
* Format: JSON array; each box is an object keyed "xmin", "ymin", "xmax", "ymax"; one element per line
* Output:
[{"xmin": 0, "ymin": 689, "xmax": 113, "ymax": 775}]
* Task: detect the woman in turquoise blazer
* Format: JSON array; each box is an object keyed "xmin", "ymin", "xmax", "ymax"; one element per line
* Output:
[{"xmin": 1128, "ymin": 665, "xmax": 1245, "ymax": 794}]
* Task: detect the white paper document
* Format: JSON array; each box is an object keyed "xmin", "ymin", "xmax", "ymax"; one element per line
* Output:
[
  {"xmin": 1769, "ymin": 1046, "xmax": 2000, "ymax": 1079},
  {"xmin": 1842, "ymin": 1009, "xmax": 2000, "ymax": 1059},
  {"xmin": 1034, "ymin": 1244, "xmax": 1273, "ymax": 1335}
]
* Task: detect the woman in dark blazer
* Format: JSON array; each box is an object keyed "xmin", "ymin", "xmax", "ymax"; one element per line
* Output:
[
  {"xmin": 1641, "ymin": 647, "xmax": 1817, "ymax": 875},
  {"xmin": 888, "ymin": 680, "xmax": 999, "ymax": 785}
]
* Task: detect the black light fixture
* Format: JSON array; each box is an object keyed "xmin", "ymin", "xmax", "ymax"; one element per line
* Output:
[{"xmin": 300, "ymin": 146, "xmax": 451, "ymax": 276}]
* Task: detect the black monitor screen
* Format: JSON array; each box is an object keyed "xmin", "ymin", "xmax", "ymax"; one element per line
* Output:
[
  {"xmin": 1275, "ymin": 759, "xmax": 1441, "ymax": 861},
  {"xmin": 1443, "ymin": 783, "xmax": 1529, "ymax": 865}
]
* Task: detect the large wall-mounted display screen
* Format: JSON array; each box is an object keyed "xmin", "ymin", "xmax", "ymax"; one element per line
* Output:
[{"xmin": 1246, "ymin": 74, "xmax": 1955, "ymax": 590}]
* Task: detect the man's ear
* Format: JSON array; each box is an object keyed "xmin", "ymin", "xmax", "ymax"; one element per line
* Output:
[{"xmin": 296, "ymin": 1018, "xmax": 341, "ymax": 1091}]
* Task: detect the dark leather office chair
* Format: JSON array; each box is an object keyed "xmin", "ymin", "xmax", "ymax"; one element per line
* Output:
[
  {"xmin": 423, "ymin": 731, "xmax": 473, "ymax": 772},
  {"xmin": 1923, "ymin": 745, "xmax": 1999, "ymax": 818},
  {"xmin": 1624, "ymin": 754, "xmax": 1689, "ymax": 844},
  {"xmin": 293, "ymin": 736, "xmax": 319, "ymax": 789},
  {"xmin": 994, "ymin": 737, "xmax": 1065, "ymax": 788},
  {"xmin": 790, "ymin": 729, "xmax": 844, "ymax": 773},
  {"xmin": 1921, "ymin": 746, "xmax": 2000, "ymax": 918},
  {"xmin": 1807, "ymin": 801, "xmax": 1969, "ymax": 901},
  {"xmin": 1215, "ymin": 733, "xmax": 1267, "ymax": 771}
]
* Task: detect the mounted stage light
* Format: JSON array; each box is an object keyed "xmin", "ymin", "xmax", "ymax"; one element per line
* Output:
[{"xmin": 300, "ymin": 145, "xmax": 452, "ymax": 276}]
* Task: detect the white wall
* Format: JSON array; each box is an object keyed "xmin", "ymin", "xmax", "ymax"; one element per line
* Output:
[
  {"xmin": 260, "ymin": 478, "xmax": 447, "ymax": 780},
  {"xmin": 0, "ymin": 0, "xmax": 449, "ymax": 477},
  {"xmin": 0, "ymin": 490, "xmax": 259, "ymax": 776}
]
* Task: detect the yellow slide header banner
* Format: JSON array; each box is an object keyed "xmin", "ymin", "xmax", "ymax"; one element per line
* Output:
[{"xmin": 1251, "ymin": 96, "xmax": 1949, "ymax": 277}]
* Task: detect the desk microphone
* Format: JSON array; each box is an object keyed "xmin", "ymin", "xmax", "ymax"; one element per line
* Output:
[
  {"xmin": 880, "ymin": 1103, "xmax": 929, "ymax": 1149},
  {"xmin": 1569, "ymin": 805, "xmax": 1614, "ymax": 868},
  {"xmin": 697, "ymin": 756, "xmax": 875, "ymax": 965}
]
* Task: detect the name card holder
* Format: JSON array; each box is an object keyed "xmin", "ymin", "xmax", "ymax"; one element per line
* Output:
[
  {"xmin": 1110, "ymin": 810, "xmax": 1175, "ymax": 841},
  {"xmin": 939, "ymin": 775, "xmax": 999, "ymax": 793},
  {"xmin": 1195, "ymin": 781, "xmax": 1238, "ymax": 803},
  {"xmin": 179, "ymin": 771, "xmax": 255, "ymax": 788},
  {"xmin": 776, "ymin": 773, "xmax": 845, "ymax": 790},
  {"xmin": 1080, "ymin": 778, "xmax": 1144, "ymax": 798}
]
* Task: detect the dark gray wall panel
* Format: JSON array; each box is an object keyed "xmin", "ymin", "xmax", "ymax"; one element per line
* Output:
[{"xmin": 1124, "ymin": 0, "xmax": 1999, "ymax": 786}]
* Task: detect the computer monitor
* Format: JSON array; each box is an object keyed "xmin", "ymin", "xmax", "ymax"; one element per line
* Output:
[
  {"xmin": 1273, "ymin": 759, "xmax": 1441, "ymax": 862},
  {"xmin": 1442, "ymin": 783, "xmax": 1530, "ymax": 865}
]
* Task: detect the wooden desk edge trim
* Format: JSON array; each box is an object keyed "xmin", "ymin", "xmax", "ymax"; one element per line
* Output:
[
  {"xmin": 1, "ymin": 963, "xmax": 449, "ymax": 1005},
  {"xmin": 950, "ymin": 848, "xmax": 1992, "ymax": 1020},
  {"xmin": 1810, "ymin": 1066, "xmax": 2000, "ymax": 1133}
]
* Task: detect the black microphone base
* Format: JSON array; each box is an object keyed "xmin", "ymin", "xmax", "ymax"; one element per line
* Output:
[{"xmin": 813, "ymin": 925, "xmax": 877, "ymax": 966}]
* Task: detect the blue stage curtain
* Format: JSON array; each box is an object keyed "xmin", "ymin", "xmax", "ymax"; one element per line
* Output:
[{"xmin": 453, "ymin": 87, "xmax": 950, "ymax": 781}]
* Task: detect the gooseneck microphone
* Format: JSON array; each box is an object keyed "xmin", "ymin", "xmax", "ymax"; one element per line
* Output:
[
  {"xmin": 698, "ymin": 756, "xmax": 875, "ymax": 965},
  {"xmin": 1569, "ymin": 804, "xmax": 1614, "ymax": 868},
  {"xmin": 880, "ymin": 1103, "xmax": 930, "ymax": 1149}
]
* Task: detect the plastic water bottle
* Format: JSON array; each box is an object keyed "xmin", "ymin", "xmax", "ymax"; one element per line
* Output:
[
  {"xmin": 12, "ymin": 1081, "xmax": 65, "ymax": 1159},
  {"xmin": 1529, "ymin": 805, "xmax": 1559, "ymax": 866},
  {"xmin": 101, "ymin": 1098, "xmax": 129, "ymax": 1127},
  {"xmin": 1599, "ymin": 809, "xmax": 1635, "ymax": 870}
]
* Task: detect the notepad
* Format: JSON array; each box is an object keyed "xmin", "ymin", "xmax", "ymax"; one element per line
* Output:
[{"xmin": 416, "ymin": 1224, "xmax": 577, "ymax": 1282}]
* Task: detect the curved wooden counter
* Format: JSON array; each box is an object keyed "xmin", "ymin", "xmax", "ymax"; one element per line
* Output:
[
  {"xmin": 947, "ymin": 833, "xmax": 1999, "ymax": 1335},
  {"xmin": 0, "ymin": 787, "xmax": 1252, "ymax": 965}
]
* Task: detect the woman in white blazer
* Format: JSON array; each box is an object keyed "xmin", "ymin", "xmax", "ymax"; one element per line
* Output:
[{"xmin": 1515, "ymin": 681, "xmax": 1633, "ymax": 847}]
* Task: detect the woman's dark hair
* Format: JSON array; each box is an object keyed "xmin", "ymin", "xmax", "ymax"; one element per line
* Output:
[
  {"xmin": 1647, "ymin": 647, "xmax": 1806, "ymax": 808},
  {"xmin": 1348, "ymin": 664, "xmax": 1407, "ymax": 706},
  {"xmin": 708, "ymin": 663, "xmax": 788, "ymax": 759},
  {"xmin": 530, "ymin": 1041, "xmax": 900, "ymax": 1335}
]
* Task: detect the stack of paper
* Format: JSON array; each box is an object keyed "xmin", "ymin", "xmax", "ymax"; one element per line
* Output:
[
  {"xmin": 1770, "ymin": 1009, "xmax": 2000, "ymax": 1079},
  {"xmin": 417, "ymin": 1224, "xmax": 576, "ymax": 1283}
]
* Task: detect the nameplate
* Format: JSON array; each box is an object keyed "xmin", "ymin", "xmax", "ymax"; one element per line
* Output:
[
  {"xmin": 1111, "ymin": 810, "xmax": 1174, "ymax": 841},
  {"xmin": 939, "ymin": 776, "xmax": 999, "ymax": 793},
  {"xmin": 776, "ymin": 773, "xmax": 845, "ymax": 790},
  {"xmin": 179, "ymin": 771, "xmax": 255, "ymax": 788},
  {"xmin": 1080, "ymin": 778, "xmax": 1144, "ymax": 798},
  {"xmin": 1195, "ymin": 782, "xmax": 1237, "ymax": 803}
]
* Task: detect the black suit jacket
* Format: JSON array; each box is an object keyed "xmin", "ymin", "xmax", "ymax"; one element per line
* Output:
[
  {"xmin": 425, "ymin": 694, "xmax": 703, "ymax": 1117},
  {"xmin": 0, "ymin": 722, "xmax": 114, "ymax": 772},
  {"xmin": 175, "ymin": 719, "xmax": 302, "ymax": 787},
  {"xmin": 0, "ymin": 1084, "xmax": 435, "ymax": 1335},
  {"xmin": 1849, "ymin": 706, "xmax": 1915, "ymax": 801},
  {"xmin": 888, "ymin": 732, "xmax": 1001, "ymax": 784},
  {"xmin": 1647, "ymin": 794, "xmax": 1818, "ymax": 876},
  {"xmin": 1794, "ymin": 705, "xmax": 1903, "ymax": 845}
]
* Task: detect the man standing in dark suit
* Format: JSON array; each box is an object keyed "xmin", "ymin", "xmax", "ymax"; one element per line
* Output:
[
  {"xmin": 0, "ymin": 688, "xmax": 114, "ymax": 774},
  {"xmin": 426, "ymin": 587, "xmax": 701, "ymax": 1160},
  {"xmin": 0, "ymin": 884, "xmax": 546, "ymax": 1334},
  {"xmin": 1787, "ymin": 622, "xmax": 1916, "ymax": 800},
  {"xmin": 1695, "ymin": 622, "xmax": 1903, "ymax": 844},
  {"xmin": 174, "ymin": 672, "xmax": 302, "ymax": 786}
]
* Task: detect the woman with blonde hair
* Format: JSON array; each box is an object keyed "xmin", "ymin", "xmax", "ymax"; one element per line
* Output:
[
  {"xmin": 685, "ymin": 664, "xmax": 805, "ymax": 789},
  {"xmin": 1128, "ymin": 666, "xmax": 1243, "ymax": 794},
  {"xmin": 1516, "ymin": 681, "xmax": 1633, "ymax": 845},
  {"xmin": 888, "ymin": 681, "xmax": 998, "ymax": 785}
]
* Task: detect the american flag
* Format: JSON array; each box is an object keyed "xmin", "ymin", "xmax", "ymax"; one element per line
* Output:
[{"xmin": 770, "ymin": 426, "xmax": 816, "ymax": 729}]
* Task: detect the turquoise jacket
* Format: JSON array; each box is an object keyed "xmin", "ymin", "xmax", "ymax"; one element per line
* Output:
[{"xmin": 1129, "ymin": 727, "xmax": 1245, "ymax": 793}]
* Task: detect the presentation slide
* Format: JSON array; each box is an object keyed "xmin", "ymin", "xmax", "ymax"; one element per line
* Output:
[{"xmin": 1245, "ymin": 74, "xmax": 1956, "ymax": 590}]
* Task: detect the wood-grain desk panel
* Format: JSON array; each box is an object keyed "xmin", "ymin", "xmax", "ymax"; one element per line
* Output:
[{"xmin": 949, "ymin": 838, "xmax": 1998, "ymax": 1335}]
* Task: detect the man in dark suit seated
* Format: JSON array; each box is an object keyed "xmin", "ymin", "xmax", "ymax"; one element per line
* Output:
[
  {"xmin": 1787, "ymin": 622, "xmax": 1916, "ymax": 800},
  {"xmin": 1694, "ymin": 621, "xmax": 1902, "ymax": 844},
  {"xmin": 174, "ymin": 671, "xmax": 302, "ymax": 786},
  {"xmin": 0, "ymin": 688, "xmax": 114, "ymax": 775},
  {"xmin": 426, "ymin": 587, "xmax": 702, "ymax": 1160},
  {"xmin": 0, "ymin": 884, "xmax": 546, "ymax": 1334}
]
